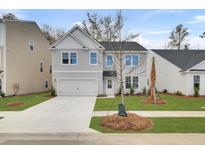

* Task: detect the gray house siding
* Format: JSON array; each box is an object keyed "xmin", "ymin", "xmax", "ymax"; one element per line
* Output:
[{"xmin": 103, "ymin": 51, "xmax": 148, "ymax": 94}]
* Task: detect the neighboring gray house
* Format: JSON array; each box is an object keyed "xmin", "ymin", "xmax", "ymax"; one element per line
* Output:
[
  {"xmin": 148, "ymin": 49, "xmax": 205, "ymax": 95},
  {"xmin": 50, "ymin": 25, "xmax": 148, "ymax": 96}
]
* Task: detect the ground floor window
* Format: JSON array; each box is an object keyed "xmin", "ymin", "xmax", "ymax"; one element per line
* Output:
[
  {"xmin": 193, "ymin": 75, "xmax": 200, "ymax": 89},
  {"xmin": 45, "ymin": 80, "xmax": 48, "ymax": 88},
  {"xmin": 125, "ymin": 76, "xmax": 139, "ymax": 89},
  {"xmin": 107, "ymin": 79, "xmax": 112, "ymax": 89}
]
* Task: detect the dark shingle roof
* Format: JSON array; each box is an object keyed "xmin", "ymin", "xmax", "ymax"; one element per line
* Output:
[
  {"xmin": 103, "ymin": 71, "xmax": 117, "ymax": 77},
  {"xmin": 152, "ymin": 49, "xmax": 205, "ymax": 71},
  {"xmin": 100, "ymin": 42, "xmax": 147, "ymax": 51}
]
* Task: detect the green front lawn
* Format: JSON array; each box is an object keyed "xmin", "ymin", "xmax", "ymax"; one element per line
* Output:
[
  {"xmin": 94, "ymin": 94, "xmax": 205, "ymax": 111},
  {"xmin": 0, "ymin": 92, "xmax": 53, "ymax": 111},
  {"xmin": 90, "ymin": 117, "xmax": 205, "ymax": 133}
]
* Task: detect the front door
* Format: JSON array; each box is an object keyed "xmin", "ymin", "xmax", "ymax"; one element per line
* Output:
[{"xmin": 106, "ymin": 78, "xmax": 114, "ymax": 96}]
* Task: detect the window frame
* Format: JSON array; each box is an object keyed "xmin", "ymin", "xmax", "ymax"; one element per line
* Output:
[
  {"xmin": 124, "ymin": 54, "xmax": 140, "ymax": 67},
  {"xmin": 89, "ymin": 51, "xmax": 98, "ymax": 65},
  {"xmin": 61, "ymin": 51, "xmax": 78, "ymax": 65},
  {"xmin": 28, "ymin": 40, "xmax": 34, "ymax": 52},
  {"xmin": 124, "ymin": 75, "xmax": 140, "ymax": 90},
  {"xmin": 106, "ymin": 54, "xmax": 113, "ymax": 67}
]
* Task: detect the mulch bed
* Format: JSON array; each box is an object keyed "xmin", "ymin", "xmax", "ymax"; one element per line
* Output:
[
  {"xmin": 101, "ymin": 113, "xmax": 153, "ymax": 131},
  {"xmin": 162, "ymin": 93, "xmax": 205, "ymax": 99},
  {"xmin": 6, "ymin": 102, "xmax": 24, "ymax": 107}
]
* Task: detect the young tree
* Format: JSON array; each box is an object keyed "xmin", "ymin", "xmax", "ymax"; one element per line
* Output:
[
  {"xmin": 41, "ymin": 24, "xmax": 65, "ymax": 44},
  {"xmin": 168, "ymin": 24, "xmax": 189, "ymax": 50},
  {"xmin": 200, "ymin": 32, "xmax": 205, "ymax": 38}
]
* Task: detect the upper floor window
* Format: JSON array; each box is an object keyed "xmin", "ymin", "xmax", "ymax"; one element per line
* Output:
[
  {"xmin": 125, "ymin": 55, "xmax": 139, "ymax": 66},
  {"xmin": 40, "ymin": 62, "xmax": 43, "ymax": 72},
  {"xmin": 125, "ymin": 76, "xmax": 139, "ymax": 89},
  {"xmin": 29, "ymin": 40, "xmax": 34, "ymax": 51},
  {"xmin": 193, "ymin": 75, "xmax": 200, "ymax": 89},
  {"xmin": 50, "ymin": 65, "xmax": 52, "ymax": 74},
  {"xmin": 89, "ymin": 51, "xmax": 98, "ymax": 65},
  {"xmin": 106, "ymin": 54, "xmax": 113, "ymax": 66},
  {"xmin": 61, "ymin": 52, "xmax": 77, "ymax": 65}
]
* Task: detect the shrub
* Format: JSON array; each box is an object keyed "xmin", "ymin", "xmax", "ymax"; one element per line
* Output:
[
  {"xmin": 176, "ymin": 90, "xmax": 183, "ymax": 96},
  {"xmin": 163, "ymin": 89, "xmax": 168, "ymax": 93},
  {"xmin": 142, "ymin": 87, "xmax": 147, "ymax": 96},
  {"xmin": 0, "ymin": 91, "xmax": 5, "ymax": 97},
  {"xmin": 130, "ymin": 86, "xmax": 134, "ymax": 95},
  {"xmin": 51, "ymin": 86, "xmax": 56, "ymax": 96},
  {"xmin": 194, "ymin": 87, "xmax": 200, "ymax": 97},
  {"xmin": 11, "ymin": 83, "xmax": 20, "ymax": 96}
]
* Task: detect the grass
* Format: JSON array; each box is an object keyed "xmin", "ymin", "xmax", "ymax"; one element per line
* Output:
[
  {"xmin": 90, "ymin": 116, "xmax": 205, "ymax": 133},
  {"xmin": 94, "ymin": 94, "xmax": 205, "ymax": 111},
  {"xmin": 0, "ymin": 92, "xmax": 53, "ymax": 111}
]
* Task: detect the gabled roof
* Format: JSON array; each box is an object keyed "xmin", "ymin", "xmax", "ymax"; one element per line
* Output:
[
  {"xmin": 50, "ymin": 25, "xmax": 104, "ymax": 49},
  {"xmin": 100, "ymin": 41, "xmax": 148, "ymax": 51},
  {"xmin": 152, "ymin": 49, "xmax": 205, "ymax": 71}
]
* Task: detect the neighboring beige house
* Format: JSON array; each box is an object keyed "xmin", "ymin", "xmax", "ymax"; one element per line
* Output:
[{"xmin": 0, "ymin": 20, "xmax": 52, "ymax": 96}]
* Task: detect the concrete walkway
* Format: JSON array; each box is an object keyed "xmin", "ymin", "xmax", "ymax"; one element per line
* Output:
[
  {"xmin": 0, "ymin": 97, "xmax": 96, "ymax": 133},
  {"xmin": 93, "ymin": 111, "xmax": 205, "ymax": 117},
  {"xmin": 0, "ymin": 133, "xmax": 205, "ymax": 144}
]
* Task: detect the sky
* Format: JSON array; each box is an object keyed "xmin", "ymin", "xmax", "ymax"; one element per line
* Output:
[{"xmin": 0, "ymin": 9, "xmax": 205, "ymax": 49}]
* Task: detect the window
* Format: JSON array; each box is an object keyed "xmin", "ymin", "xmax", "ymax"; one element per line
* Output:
[
  {"xmin": 106, "ymin": 55, "xmax": 113, "ymax": 66},
  {"xmin": 125, "ymin": 55, "xmax": 132, "ymax": 66},
  {"xmin": 29, "ymin": 40, "xmax": 34, "ymax": 51},
  {"xmin": 132, "ymin": 76, "xmax": 139, "ymax": 89},
  {"xmin": 61, "ymin": 52, "xmax": 77, "ymax": 65},
  {"xmin": 107, "ymin": 79, "xmax": 112, "ymax": 89},
  {"xmin": 125, "ymin": 76, "xmax": 139, "ymax": 89},
  {"xmin": 62, "ymin": 52, "xmax": 69, "ymax": 64},
  {"xmin": 50, "ymin": 65, "xmax": 52, "ymax": 74},
  {"xmin": 70, "ymin": 52, "xmax": 77, "ymax": 64},
  {"xmin": 125, "ymin": 55, "xmax": 139, "ymax": 66},
  {"xmin": 40, "ymin": 62, "xmax": 43, "ymax": 72},
  {"xmin": 125, "ymin": 76, "xmax": 132, "ymax": 89},
  {"xmin": 193, "ymin": 75, "xmax": 200, "ymax": 89},
  {"xmin": 45, "ymin": 80, "xmax": 48, "ymax": 88},
  {"xmin": 90, "ymin": 51, "xmax": 98, "ymax": 65}
]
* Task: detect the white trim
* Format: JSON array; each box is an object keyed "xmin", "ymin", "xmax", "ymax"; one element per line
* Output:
[
  {"xmin": 106, "ymin": 54, "xmax": 113, "ymax": 67},
  {"xmin": 3, "ymin": 22, "xmax": 6, "ymax": 94},
  {"xmin": 61, "ymin": 51, "xmax": 78, "ymax": 65},
  {"xmin": 69, "ymin": 25, "xmax": 105, "ymax": 49},
  {"xmin": 186, "ymin": 60, "xmax": 205, "ymax": 72},
  {"xmin": 124, "ymin": 75, "xmax": 140, "ymax": 90},
  {"xmin": 124, "ymin": 54, "xmax": 140, "ymax": 67},
  {"xmin": 50, "ymin": 25, "xmax": 104, "ymax": 50},
  {"xmin": 89, "ymin": 51, "xmax": 98, "ymax": 65},
  {"xmin": 53, "ymin": 70, "xmax": 102, "ymax": 73},
  {"xmin": 56, "ymin": 78, "xmax": 98, "ymax": 96}
]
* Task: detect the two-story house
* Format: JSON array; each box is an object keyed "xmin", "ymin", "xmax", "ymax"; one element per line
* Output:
[
  {"xmin": 51, "ymin": 25, "xmax": 148, "ymax": 96},
  {"xmin": 0, "ymin": 20, "xmax": 52, "ymax": 96}
]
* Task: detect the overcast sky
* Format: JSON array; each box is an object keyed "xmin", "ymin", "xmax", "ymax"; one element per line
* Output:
[{"xmin": 1, "ymin": 9, "xmax": 205, "ymax": 49}]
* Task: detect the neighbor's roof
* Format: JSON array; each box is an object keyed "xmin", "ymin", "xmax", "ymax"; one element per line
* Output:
[
  {"xmin": 152, "ymin": 49, "xmax": 205, "ymax": 71},
  {"xmin": 100, "ymin": 42, "xmax": 148, "ymax": 51}
]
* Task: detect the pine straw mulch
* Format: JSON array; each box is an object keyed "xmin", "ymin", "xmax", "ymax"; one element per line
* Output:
[
  {"xmin": 101, "ymin": 113, "xmax": 153, "ymax": 131},
  {"xmin": 6, "ymin": 102, "xmax": 24, "ymax": 107}
]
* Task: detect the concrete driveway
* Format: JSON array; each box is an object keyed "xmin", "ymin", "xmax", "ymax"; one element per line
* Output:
[{"xmin": 0, "ymin": 97, "xmax": 96, "ymax": 133}]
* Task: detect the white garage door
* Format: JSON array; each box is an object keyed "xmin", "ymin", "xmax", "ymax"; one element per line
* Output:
[{"xmin": 57, "ymin": 79, "xmax": 98, "ymax": 96}]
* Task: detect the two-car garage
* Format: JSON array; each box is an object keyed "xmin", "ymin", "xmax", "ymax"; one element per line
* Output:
[{"xmin": 57, "ymin": 78, "xmax": 98, "ymax": 96}]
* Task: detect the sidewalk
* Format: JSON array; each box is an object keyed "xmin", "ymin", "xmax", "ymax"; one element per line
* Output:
[
  {"xmin": 0, "ymin": 133, "xmax": 205, "ymax": 144},
  {"xmin": 93, "ymin": 111, "xmax": 205, "ymax": 117}
]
